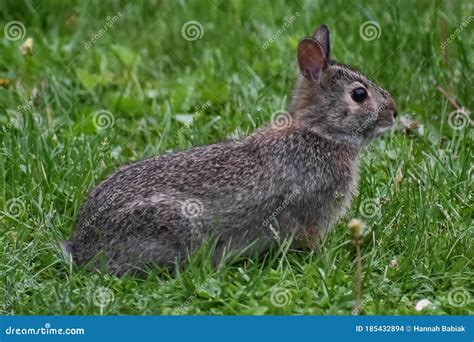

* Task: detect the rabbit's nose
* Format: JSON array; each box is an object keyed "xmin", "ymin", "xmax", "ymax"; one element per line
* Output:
[{"xmin": 387, "ymin": 98, "xmax": 398, "ymax": 118}]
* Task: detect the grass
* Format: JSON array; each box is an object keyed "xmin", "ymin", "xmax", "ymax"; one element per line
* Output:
[{"xmin": 0, "ymin": 0, "xmax": 472, "ymax": 315}]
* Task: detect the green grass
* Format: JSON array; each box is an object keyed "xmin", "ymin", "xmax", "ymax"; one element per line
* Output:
[{"xmin": 0, "ymin": 0, "xmax": 472, "ymax": 315}]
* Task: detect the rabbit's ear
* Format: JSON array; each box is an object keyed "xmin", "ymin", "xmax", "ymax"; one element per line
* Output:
[
  {"xmin": 297, "ymin": 38, "xmax": 327, "ymax": 81},
  {"xmin": 313, "ymin": 24, "xmax": 330, "ymax": 60}
]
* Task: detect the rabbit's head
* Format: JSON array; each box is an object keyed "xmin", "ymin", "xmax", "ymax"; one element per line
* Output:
[{"xmin": 290, "ymin": 24, "xmax": 397, "ymax": 146}]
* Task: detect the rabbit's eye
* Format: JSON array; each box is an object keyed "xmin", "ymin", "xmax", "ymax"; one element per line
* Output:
[{"xmin": 351, "ymin": 87, "xmax": 368, "ymax": 103}]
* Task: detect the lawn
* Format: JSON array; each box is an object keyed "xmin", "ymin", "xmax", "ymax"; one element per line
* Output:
[{"xmin": 0, "ymin": 0, "xmax": 472, "ymax": 315}]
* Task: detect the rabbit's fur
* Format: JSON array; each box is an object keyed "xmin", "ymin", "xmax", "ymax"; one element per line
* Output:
[{"xmin": 63, "ymin": 25, "xmax": 397, "ymax": 275}]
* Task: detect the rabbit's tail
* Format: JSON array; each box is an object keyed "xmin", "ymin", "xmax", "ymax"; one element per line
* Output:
[{"xmin": 60, "ymin": 240, "xmax": 74, "ymax": 264}]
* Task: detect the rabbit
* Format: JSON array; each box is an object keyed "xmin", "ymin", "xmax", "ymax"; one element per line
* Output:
[{"xmin": 62, "ymin": 24, "xmax": 397, "ymax": 276}]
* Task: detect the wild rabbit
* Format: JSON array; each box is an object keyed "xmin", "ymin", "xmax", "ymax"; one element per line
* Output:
[{"xmin": 62, "ymin": 24, "xmax": 397, "ymax": 275}]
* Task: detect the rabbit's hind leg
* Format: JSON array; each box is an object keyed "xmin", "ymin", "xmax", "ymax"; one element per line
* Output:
[
  {"xmin": 104, "ymin": 206, "xmax": 196, "ymax": 276},
  {"xmin": 105, "ymin": 233, "xmax": 185, "ymax": 276}
]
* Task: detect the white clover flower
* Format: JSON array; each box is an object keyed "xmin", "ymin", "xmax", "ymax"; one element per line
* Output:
[{"xmin": 415, "ymin": 299, "xmax": 434, "ymax": 311}]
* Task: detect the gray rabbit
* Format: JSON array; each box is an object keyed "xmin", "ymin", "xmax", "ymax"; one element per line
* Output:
[{"xmin": 62, "ymin": 25, "xmax": 397, "ymax": 275}]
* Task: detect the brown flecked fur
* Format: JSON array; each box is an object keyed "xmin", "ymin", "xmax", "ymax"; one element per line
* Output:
[{"xmin": 62, "ymin": 24, "xmax": 397, "ymax": 276}]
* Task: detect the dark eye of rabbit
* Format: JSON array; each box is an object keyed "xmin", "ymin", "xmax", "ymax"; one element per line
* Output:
[{"xmin": 351, "ymin": 87, "xmax": 368, "ymax": 103}]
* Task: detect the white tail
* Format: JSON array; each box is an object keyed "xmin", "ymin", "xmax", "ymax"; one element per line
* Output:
[{"xmin": 60, "ymin": 240, "xmax": 74, "ymax": 263}]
